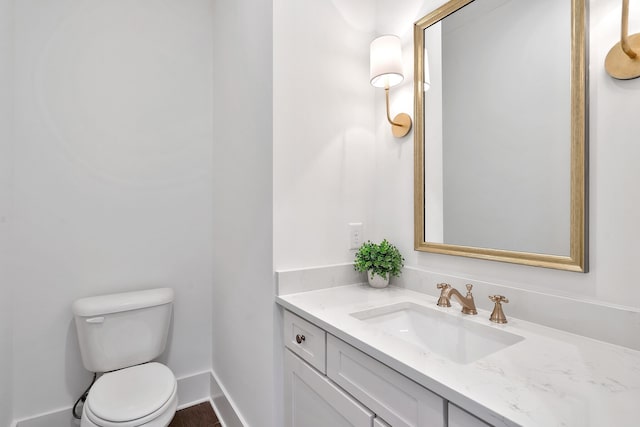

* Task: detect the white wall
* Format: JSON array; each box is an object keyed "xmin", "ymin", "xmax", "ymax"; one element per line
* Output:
[
  {"xmin": 11, "ymin": 0, "xmax": 214, "ymax": 420},
  {"xmin": 274, "ymin": 0, "xmax": 376, "ymax": 269},
  {"xmin": 274, "ymin": 0, "xmax": 640, "ymax": 313},
  {"xmin": 0, "ymin": 0, "xmax": 14, "ymax": 425},
  {"xmin": 272, "ymin": 0, "xmax": 416, "ymax": 271},
  {"xmin": 211, "ymin": 0, "xmax": 275, "ymax": 426}
]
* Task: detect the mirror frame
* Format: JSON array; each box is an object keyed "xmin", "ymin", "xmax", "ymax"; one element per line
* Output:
[{"xmin": 413, "ymin": 0, "xmax": 588, "ymax": 272}]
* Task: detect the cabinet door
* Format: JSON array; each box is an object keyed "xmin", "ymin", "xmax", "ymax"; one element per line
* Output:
[
  {"xmin": 448, "ymin": 404, "xmax": 491, "ymax": 427},
  {"xmin": 374, "ymin": 418, "xmax": 391, "ymax": 427},
  {"xmin": 284, "ymin": 349, "xmax": 374, "ymax": 427},
  {"xmin": 327, "ymin": 335, "xmax": 445, "ymax": 427}
]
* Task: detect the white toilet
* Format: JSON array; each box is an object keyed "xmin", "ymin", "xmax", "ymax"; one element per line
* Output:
[{"xmin": 72, "ymin": 288, "xmax": 178, "ymax": 427}]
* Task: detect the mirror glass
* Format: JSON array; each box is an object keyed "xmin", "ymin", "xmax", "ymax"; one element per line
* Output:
[{"xmin": 414, "ymin": 0, "xmax": 587, "ymax": 271}]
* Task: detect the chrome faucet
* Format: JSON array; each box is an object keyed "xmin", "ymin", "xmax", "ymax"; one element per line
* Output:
[{"xmin": 436, "ymin": 283, "xmax": 478, "ymax": 315}]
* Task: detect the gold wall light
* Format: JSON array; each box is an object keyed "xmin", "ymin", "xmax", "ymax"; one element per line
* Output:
[
  {"xmin": 370, "ymin": 35, "xmax": 412, "ymax": 138},
  {"xmin": 606, "ymin": 0, "xmax": 640, "ymax": 79}
]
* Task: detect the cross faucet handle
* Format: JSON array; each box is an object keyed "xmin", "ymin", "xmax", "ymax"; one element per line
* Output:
[
  {"xmin": 489, "ymin": 295, "xmax": 509, "ymax": 304},
  {"xmin": 436, "ymin": 283, "xmax": 451, "ymax": 307},
  {"xmin": 465, "ymin": 284, "xmax": 473, "ymax": 295}
]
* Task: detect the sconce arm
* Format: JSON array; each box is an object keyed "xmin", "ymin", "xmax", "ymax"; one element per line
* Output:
[
  {"xmin": 385, "ymin": 87, "xmax": 403, "ymax": 126},
  {"xmin": 622, "ymin": 0, "xmax": 638, "ymax": 58}
]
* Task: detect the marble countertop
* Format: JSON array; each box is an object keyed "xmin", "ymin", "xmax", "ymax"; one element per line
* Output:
[{"xmin": 276, "ymin": 284, "xmax": 640, "ymax": 427}]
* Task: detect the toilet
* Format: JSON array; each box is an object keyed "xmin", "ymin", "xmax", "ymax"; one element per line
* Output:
[{"xmin": 72, "ymin": 288, "xmax": 178, "ymax": 427}]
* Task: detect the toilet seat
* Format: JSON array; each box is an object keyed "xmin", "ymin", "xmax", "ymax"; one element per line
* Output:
[{"xmin": 82, "ymin": 363, "xmax": 177, "ymax": 427}]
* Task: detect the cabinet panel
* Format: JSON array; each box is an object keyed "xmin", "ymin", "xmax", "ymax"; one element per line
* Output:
[
  {"xmin": 327, "ymin": 334, "xmax": 445, "ymax": 427},
  {"xmin": 448, "ymin": 404, "xmax": 491, "ymax": 427},
  {"xmin": 374, "ymin": 418, "xmax": 391, "ymax": 427},
  {"xmin": 284, "ymin": 310, "xmax": 327, "ymax": 373},
  {"xmin": 284, "ymin": 349, "xmax": 374, "ymax": 427}
]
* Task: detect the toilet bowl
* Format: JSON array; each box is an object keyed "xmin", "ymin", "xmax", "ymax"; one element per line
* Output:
[{"xmin": 81, "ymin": 363, "xmax": 178, "ymax": 427}]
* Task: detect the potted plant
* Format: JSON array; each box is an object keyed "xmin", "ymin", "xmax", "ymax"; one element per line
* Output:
[{"xmin": 354, "ymin": 239, "xmax": 404, "ymax": 288}]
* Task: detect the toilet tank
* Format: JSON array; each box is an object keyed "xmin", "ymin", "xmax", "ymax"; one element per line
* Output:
[{"xmin": 72, "ymin": 288, "xmax": 174, "ymax": 373}]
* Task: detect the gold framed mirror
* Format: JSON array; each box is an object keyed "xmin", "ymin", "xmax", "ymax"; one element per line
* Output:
[{"xmin": 413, "ymin": 0, "xmax": 587, "ymax": 272}]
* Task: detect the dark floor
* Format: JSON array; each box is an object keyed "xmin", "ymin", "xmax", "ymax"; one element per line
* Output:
[{"xmin": 169, "ymin": 402, "xmax": 220, "ymax": 427}]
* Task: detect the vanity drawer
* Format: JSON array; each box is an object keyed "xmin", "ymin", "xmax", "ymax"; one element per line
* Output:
[
  {"xmin": 327, "ymin": 334, "xmax": 445, "ymax": 427},
  {"xmin": 284, "ymin": 310, "xmax": 326, "ymax": 373}
]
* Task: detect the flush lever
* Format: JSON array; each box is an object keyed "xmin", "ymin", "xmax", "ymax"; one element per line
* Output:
[{"xmin": 86, "ymin": 317, "xmax": 105, "ymax": 324}]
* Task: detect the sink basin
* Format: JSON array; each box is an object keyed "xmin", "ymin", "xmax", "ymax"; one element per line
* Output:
[{"xmin": 351, "ymin": 302, "xmax": 524, "ymax": 364}]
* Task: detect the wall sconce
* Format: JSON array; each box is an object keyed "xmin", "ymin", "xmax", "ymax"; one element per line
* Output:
[
  {"xmin": 370, "ymin": 35, "xmax": 412, "ymax": 138},
  {"xmin": 605, "ymin": 0, "xmax": 640, "ymax": 79}
]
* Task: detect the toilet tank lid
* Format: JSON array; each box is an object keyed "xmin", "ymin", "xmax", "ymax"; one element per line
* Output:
[{"xmin": 72, "ymin": 288, "xmax": 174, "ymax": 317}]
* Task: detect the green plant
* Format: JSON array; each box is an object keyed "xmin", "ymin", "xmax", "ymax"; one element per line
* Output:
[{"xmin": 354, "ymin": 239, "xmax": 404, "ymax": 280}]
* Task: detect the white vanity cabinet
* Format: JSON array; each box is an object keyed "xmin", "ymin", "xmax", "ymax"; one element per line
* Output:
[{"xmin": 283, "ymin": 309, "xmax": 492, "ymax": 427}]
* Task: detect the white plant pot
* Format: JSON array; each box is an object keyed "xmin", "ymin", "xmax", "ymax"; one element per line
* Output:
[{"xmin": 367, "ymin": 271, "xmax": 390, "ymax": 288}]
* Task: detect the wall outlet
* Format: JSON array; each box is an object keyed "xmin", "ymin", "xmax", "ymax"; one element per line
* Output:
[{"xmin": 348, "ymin": 223, "xmax": 363, "ymax": 249}]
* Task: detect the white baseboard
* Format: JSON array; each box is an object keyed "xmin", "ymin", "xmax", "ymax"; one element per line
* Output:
[
  {"xmin": 175, "ymin": 370, "xmax": 211, "ymax": 410},
  {"xmin": 12, "ymin": 407, "xmax": 80, "ymax": 427},
  {"xmin": 12, "ymin": 370, "xmax": 242, "ymax": 427},
  {"xmin": 208, "ymin": 369, "xmax": 247, "ymax": 427}
]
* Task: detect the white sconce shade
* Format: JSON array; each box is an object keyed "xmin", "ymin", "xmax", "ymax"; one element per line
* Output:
[
  {"xmin": 370, "ymin": 35, "xmax": 404, "ymax": 88},
  {"xmin": 369, "ymin": 34, "xmax": 412, "ymax": 138}
]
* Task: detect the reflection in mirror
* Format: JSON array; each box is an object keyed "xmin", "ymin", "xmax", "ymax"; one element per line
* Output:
[{"xmin": 414, "ymin": 0, "xmax": 587, "ymax": 271}]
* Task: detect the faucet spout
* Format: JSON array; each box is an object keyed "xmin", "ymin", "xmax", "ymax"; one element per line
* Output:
[{"xmin": 436, "ymin": 283, "xmax": 478, "ymax": 315}]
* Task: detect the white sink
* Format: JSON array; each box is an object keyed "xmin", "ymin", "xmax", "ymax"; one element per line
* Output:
[{"xmin": 351, "ymin": 302, "xmax": 524, "ymax": 364}]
